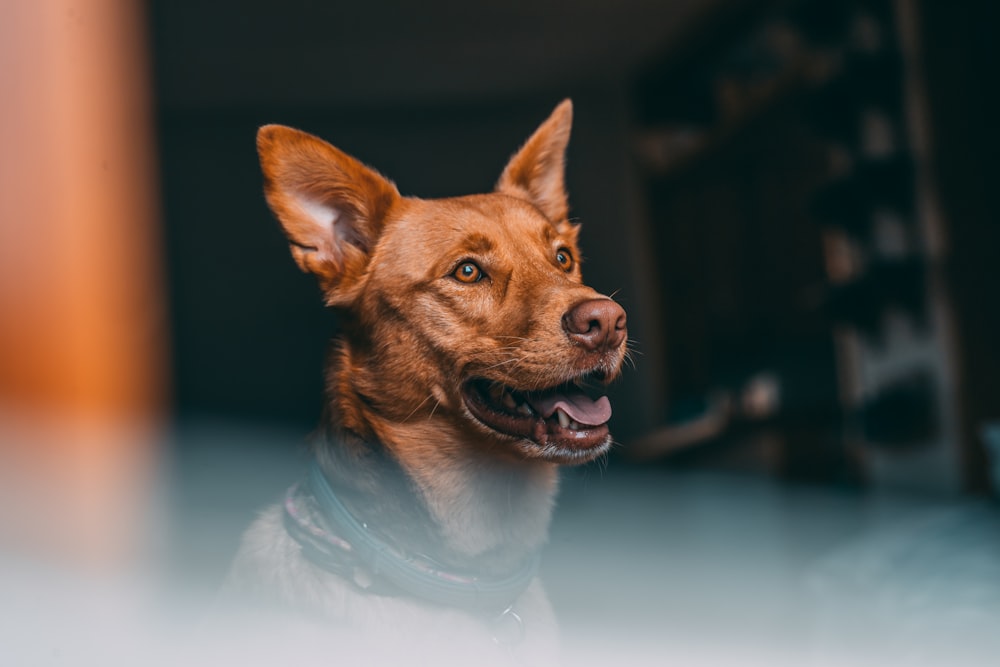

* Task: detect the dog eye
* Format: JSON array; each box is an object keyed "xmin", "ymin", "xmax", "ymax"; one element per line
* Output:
[
  {"xmin": 555, "ymin": 248, "xmax": 575, "ymax": 272},
  {"xmin": 453, "ymin": 261, "xmax": 484, "ymax": 283}
]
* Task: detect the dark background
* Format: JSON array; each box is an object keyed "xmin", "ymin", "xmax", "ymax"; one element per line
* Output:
[{"xmin": 151, "ymin": 0, "xmax": 999, "ymax": 495}]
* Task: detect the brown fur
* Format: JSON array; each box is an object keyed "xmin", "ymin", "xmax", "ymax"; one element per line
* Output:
[{"xmin": 228, "ymin": 100, "xmax": 628, "ymax": 662}]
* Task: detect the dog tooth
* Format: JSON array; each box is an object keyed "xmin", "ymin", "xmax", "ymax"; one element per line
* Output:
[
  {"xmin": 517, "ymin": 403, "xmax": 533, "ymax": 416},
  {"xmin": 489, "ymin": 384, "xmax": 504, "ymax": 402},
  {"xmin": 502, "ymin": 392, "xmax": 517, "ymax": 410},
  {"xmin": 556, "ymin": 408, "xmax": 570, "ymax": 429},
  {"xmin": 569, "ymin": 418, "xmax": 581, "ymax": 430}
]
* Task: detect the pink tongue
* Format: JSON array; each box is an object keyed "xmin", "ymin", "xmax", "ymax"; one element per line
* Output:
[{"xmin": 527, "ymin": 392, "xmax": 612, "ymax": 426}]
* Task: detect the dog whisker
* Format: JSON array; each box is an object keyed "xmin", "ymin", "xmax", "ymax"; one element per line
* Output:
[
  {"xmin": 480, "ymin": 357, "xmax": 527, "ymax": 372},
  {"xmin": 462, "ymin": 346, "xmax": 524, "ymax": 360},
  {"xmin": 404, "ymin": 393, "xmax": 437, "ymax": 422}
]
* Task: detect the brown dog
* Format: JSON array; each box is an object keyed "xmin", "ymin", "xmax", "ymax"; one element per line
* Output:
[{"xmin": 224, "ymin": 100, "xmax": 627, "ymax": 665}]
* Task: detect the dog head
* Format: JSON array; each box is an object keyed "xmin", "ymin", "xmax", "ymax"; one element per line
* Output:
[{"xmin": 257, "ymin": 101, "xmax": 627, "ymax": 464}]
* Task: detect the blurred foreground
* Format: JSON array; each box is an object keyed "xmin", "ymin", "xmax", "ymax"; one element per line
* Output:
[{"xmin": 3, "ymin": 421, "xmax": 998, "ymax": 666}]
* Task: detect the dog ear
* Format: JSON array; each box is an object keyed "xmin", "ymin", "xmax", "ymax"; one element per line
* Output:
[
  {"xmin": 257, "ymin": 125, "xmax": 400, "ymax": 301},
  {"xmin": 496, "ymin": 99, "xmax": 573, "ymax": 225}
]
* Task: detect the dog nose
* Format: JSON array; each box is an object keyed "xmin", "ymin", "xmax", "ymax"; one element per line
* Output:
[{"xmin": 562, "ymin": 298, "xmax": 627, "ymax": 352}]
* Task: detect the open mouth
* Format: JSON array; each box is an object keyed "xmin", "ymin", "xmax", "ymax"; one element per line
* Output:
[{"xmin": 462, "ymin": 374, "xmax": 613, "ymax": 460}]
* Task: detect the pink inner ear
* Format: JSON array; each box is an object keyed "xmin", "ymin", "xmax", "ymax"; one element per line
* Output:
[
  {"xmin": 295, "ymin": 194, "xmax": 338, "ymax": 236},
  {"xmin": 283, "ymin": 193, "xmax": 335, "ymax": 260}
]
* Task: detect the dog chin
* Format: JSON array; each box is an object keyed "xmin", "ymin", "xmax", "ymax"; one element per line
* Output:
[{"xmin": 522, "ymin": 431, "xmax": 614, "ymax": 465}]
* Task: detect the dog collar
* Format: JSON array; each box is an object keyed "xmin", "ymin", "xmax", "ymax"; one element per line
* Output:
[{"xmin": 283, "ymin": 461, "xmax": 541, "ymax": 618}]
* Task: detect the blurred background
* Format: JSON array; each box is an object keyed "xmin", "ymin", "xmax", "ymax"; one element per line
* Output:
[{"xmin": 1, "ymin": 0, "xmax": 998, "ymax": 665}]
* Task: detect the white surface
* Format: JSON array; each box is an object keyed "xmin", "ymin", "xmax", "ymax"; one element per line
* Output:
[{"xmin": 2, "ymin": 448, "xmax": 998, "ymax": 666}]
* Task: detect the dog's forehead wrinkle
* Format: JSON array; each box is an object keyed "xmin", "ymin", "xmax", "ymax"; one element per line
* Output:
[{"xmin": 459, "ymin": 232, "xmax": 495, "ymax": 255}]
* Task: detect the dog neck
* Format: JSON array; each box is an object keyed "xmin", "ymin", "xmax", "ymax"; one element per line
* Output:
[{"xmin": 316, "ymin": 402, "xmax": 558, "ymax": 573}]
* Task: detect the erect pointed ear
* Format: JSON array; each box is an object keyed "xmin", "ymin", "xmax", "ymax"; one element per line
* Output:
[
  {"xmin": 257, "ymin": 125, "xmax": 400, "ymax": 300},
  {"xmin": 495, "ymin": 99, "xmax": 573, "ymax": 225}
]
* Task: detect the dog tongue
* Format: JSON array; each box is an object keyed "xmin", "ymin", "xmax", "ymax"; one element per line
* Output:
[{"xmin": 527, "ymin": 390, "xmax": 612, "ymax": 426}]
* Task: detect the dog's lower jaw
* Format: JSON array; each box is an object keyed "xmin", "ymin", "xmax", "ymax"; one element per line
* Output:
[
  {"xmin": 528, "ymin": 432, "xmax": 614, "ymax": 465},
  {"xmin": 473, "ymin": 422, "xmax": 614, "ymax": 466}
]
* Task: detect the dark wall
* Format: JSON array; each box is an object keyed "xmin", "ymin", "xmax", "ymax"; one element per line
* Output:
[{"xmin": 918, "ymin": 0, "xmax": 1000, "ymax": 493}]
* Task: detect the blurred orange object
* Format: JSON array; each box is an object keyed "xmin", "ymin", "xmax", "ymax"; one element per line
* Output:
[{"xmin": 0, "ymin": 0, "xmax": 167, "ymax": 568}]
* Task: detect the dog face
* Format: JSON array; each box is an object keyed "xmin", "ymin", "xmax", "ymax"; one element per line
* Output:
[{"xmin": 257, "ymin": 101, "xmax": 627, "ymax": 464}]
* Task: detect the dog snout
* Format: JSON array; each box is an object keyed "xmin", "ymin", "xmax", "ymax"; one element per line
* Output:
[{"xmin": 562, "ymin": 298, "xmax": 627, "ymax": 353}]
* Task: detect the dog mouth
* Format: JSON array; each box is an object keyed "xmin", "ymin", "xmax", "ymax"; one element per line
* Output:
[{"xmin": 462, "ymin": 374, "xmax": 613, "ymax": 461}]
